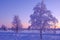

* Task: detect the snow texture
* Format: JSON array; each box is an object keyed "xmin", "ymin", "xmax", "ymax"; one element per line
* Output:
[{"xmin": 0, "ymin": 30, "xmax": 60, "ymax": 40}]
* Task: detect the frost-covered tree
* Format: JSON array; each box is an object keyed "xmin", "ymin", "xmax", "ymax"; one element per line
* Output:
[
  {"xmin": 12, "ymin": 15, "xmax": 22, "ymax": 32},
  {"xmin": 30, "ymin": 0, "xmax": 58, "ymax": 30},
  {"xmin": 29, "ymin": 0, "xmax": 58, "ymax": 39},
  {"xmin": 0, "ymin": 25, "xmax": 7, "ymax": 31}
]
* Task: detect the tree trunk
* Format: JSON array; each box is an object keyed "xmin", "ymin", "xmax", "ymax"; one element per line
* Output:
[{"xmin": 40, "ymin": 29, "xmax": 42, "ymax": 40}]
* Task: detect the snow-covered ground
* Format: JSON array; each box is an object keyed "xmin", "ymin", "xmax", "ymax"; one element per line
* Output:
[{"xmin": 0, "ymin": 30, "xmax": 60, "ymax": 40}]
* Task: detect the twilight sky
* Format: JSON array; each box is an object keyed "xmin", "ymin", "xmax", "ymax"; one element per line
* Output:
[{"xmin": 0, "ymin": 0, "xmax": 60, "ymax": 28}]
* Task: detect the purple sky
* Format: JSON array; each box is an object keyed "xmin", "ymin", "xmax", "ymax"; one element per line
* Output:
[{"xmin": 0, "ymin": 0, "xmax": 60, "ymax": 28}]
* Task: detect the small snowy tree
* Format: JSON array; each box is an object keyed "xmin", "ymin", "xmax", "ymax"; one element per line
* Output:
[
  {"xmin": 0, "ymin": 25, "xmax": 7, "ymax": 31},
  {"xmin": 12, "ymin": 15, "xmax": 22, "ymax": 32}
]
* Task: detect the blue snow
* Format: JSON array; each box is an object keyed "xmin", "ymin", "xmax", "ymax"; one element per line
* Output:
[{"xmin": 0, "ymin": 30, "xmax": 60, "ymax": 40}]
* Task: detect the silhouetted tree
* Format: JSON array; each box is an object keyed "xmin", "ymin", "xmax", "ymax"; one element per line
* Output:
[
  {"xmin": 29, "ymin": 0, "xmax": 58, "ymax": 40},
  {"xmin": 0, "ymin": 25, "xmax": 7, "ymax": 31},
  {"xmin": 12, "ymin": 15, "xmax": 22, "ymax": 32},
  {"xmin": 28, "ymin": 26, "xmax": 31, "ymax": 30}
]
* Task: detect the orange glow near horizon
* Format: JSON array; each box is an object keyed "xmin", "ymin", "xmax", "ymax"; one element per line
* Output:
[
  {"xmin": 0, "ymin": 22, "xmax": 60, "ymax": 29},
  {"xmin": 6, "ymin": 22, "xmax": 30, "ymax": 28},
  {"xmin": 50, "ymin": 23, "xmax": 60, "ymax": 28},
  {"xmin": 22, "ymin": 22, "xmax": 31, "ymax": 28},
  {"xmin": 0, "ymin": 22, "xmax": 30, "ymax": 28},
  {"xmin": 22, "ymin": 22, "xmax": 60, "ymax": 28},
  {"xmin": 56, "ymin": 23, "xmax": 60, "ymax": 28}
]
